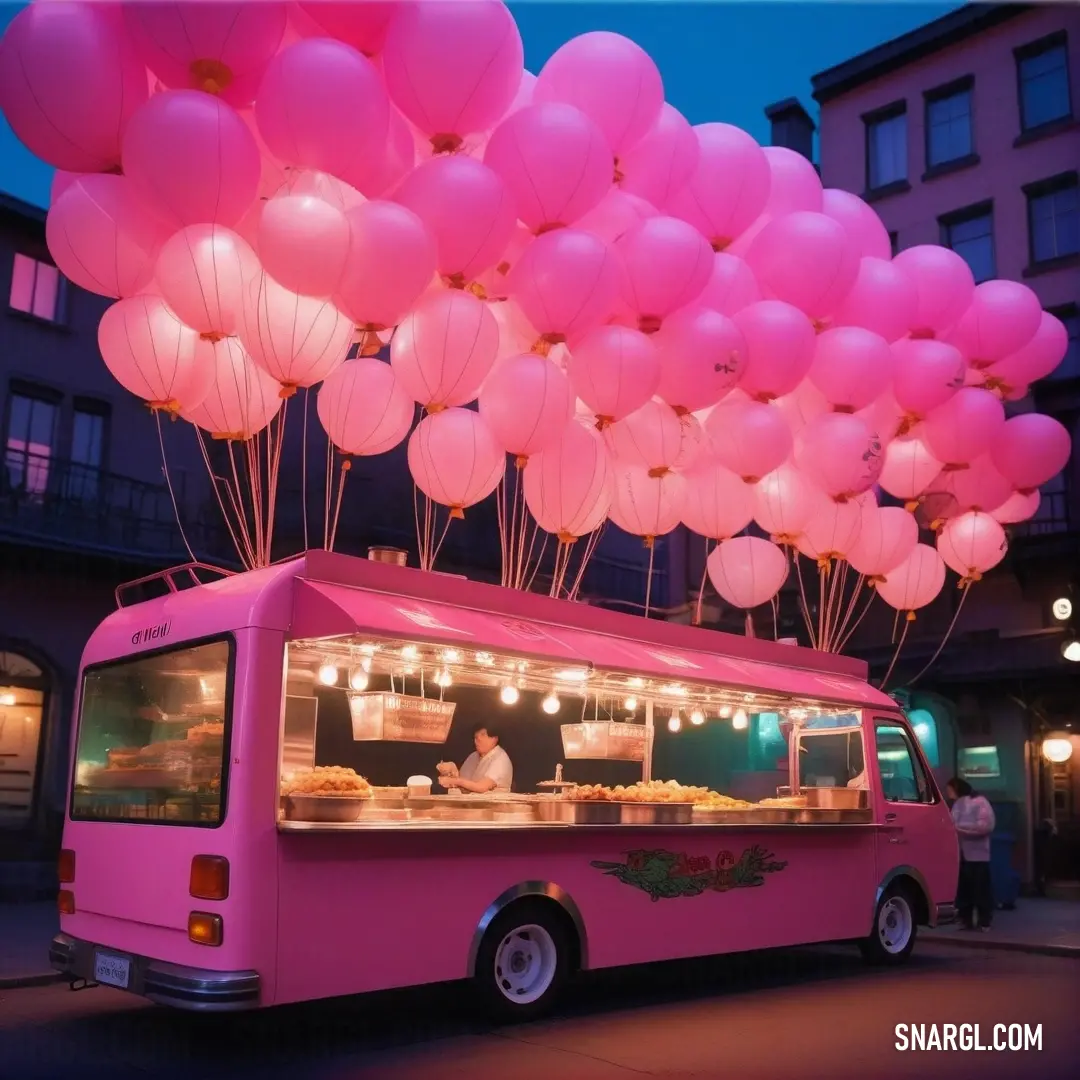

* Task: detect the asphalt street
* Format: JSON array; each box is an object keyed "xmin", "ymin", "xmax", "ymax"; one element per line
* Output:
[{"xmin": 1, "ymin": 943, "xmax": 1077, "ymax": 1080}]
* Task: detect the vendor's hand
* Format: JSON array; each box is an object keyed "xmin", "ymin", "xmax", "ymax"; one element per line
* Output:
[{"xmin": 439, "ymin": 775, "xmax": 459, "ymax": 789}]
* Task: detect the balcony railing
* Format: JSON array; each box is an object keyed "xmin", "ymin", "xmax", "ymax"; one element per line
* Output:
[{"xmin": 0, "ymin": 449, "xmax": 220, "ymax": 563}]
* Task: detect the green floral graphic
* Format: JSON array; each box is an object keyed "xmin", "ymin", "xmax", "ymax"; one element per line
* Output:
[{"xmin": 591, "ymin": 845, "xmax": 787, "ymax": 902}]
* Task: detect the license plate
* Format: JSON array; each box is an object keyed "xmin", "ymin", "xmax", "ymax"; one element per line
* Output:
[{"xmin": 94, "ymin": 951, "xmax": 131, "ymax": 989}]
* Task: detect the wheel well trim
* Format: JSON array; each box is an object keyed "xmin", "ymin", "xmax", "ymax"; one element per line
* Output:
[
  {"xmin": 874, "ymin": 865, "xmax": 934, "ymax": 930},
  {"xmin": 467, "ymin": 881, "xmax": 588, "ymax": 977}
]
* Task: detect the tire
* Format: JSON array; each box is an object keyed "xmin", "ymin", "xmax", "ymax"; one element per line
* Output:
[
  {"xmin": 473, "ymin": 902, "xmax": 572, "ymax": 1023},
  {"xmin": 859, "ymin": 885, "xmax": 917, "ymax": 965}
]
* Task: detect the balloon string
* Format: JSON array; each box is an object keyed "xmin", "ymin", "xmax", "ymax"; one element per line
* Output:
[
  {"xmin": 193, "ymin": 428, "xmax": 251, "ymax": 570},
  {"xmin": 413, "ymin": 483, "xmax": 425, "ymax": 571},
  {"xmin": 244, "ymin": 436, "xmax": 265, "ymax": 567},
  {"xmin": 228, "ymin": 440, "xmax": 258, "ymax": 568},
  {"xmin": 155, "ymin": 411, "xmax": 197, "ymax": 565},
  {"xmin": 644, "ymin": 543, "xmax": 656, "ymax": 618},
  {"xmin": 496, "ymin": 474, "xmax": 509, "ymax": 586},
  {"xmin": 694, "ymin": 539, "xmax": 711, "ymax": 626},
  {"xmin": 794, "ymin": 551, "xmax": 818, "ymax": 649},
  {"xmin": 904, "ymin": 583, "xmax": 972, "ymax": 688},
  {"xmin": 832, "ymin": 571, "xmax": 868, "ymax": 652},
  {"xmin": 817, "ymin": 561, "xmax": 827, "ymax": 650},
  {"xmin": 838, "ymin": 586, "xmax": 878, "ymax": 654},
  {"xmin": 301, "ymin": 388, "xmax": 310, "ymax": 553},
  {"xmin": 264, "ymin": 395, "xmax": 289, "ymax": 564},
  {"xmin": 568, "ymin": 524, "xmax": 605, "ymax": 601},
  {"xmin": 771, "ymin": 594, "xmax": 779, "ymax": 641},
  {"xmin": 823, "ymin": 560, "xmax": 849, "ymax": 652},
  {"xmin": 880, "ymin": 618, "xmax": 911, "ymax": 691},
  {"xmin": 328, "ymin": 458, "xmax": 349, "ymax": 552},
  {"xmin": 323, "ymin": 431, "xmax": 333, "ymax": 551},
  {"xmin": 525, "ymin": 529, "xmax": 550, "ymax": 593},
  {"xmin": 431, "ymin": 505, "xmax": 454, "ymax": 568},
  {"xmin": 551, "ymin": 540, "xmax": 572, "ymax": 598}
]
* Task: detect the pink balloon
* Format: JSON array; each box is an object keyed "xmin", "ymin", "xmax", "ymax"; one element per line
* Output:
[
  {"xmin": 707, "ymin": 536, "xmax": 788, "ymax": 609},
  {"xmin": 180, "ymin": 337, "xmax": 282, "ymax": 439},
  {"xmin": 317, "ymin": 357, "xmax": 415, "ymax": 457},
  {"xmin": 609, "ymin": 465, "xmax": 685, "ymax": 540},
  {"xmin": 697, "ymin": 253, "xmax": 761, "ymax": 316},
  {"xmin": 821, "ymin": 189, "xmax": 891, "ymax": 261},
  {"xmin": 732, "ymin": 300, "xmax": 816, "ymax": 401},
  {"xmin": 922, "ymin": 388, "xmax": 1005, "ymax": 468},
  {"xmin": 655, "ymin": 306, "xmax": 746, "ymax": 413},
  {"xmin": 259, "ymin": 194, "xmax": 350, "ymax": 298},
  {"xmin": 797, "ymin": 413, "xmax": 883, "ymax": 501},
  {"xmin": 705, "ymin": 400, "xmax": 793, "ymax": 483},
  {"xmin": 829, "ymin": 257, "xmax": 917, "ymax": 343},
  {"xmin": 745, "ymin": 211, "xmax": 859, "ymax": 323},
  {"xmin": 938, "ymin": 512, "xmax": 1007, "ymax": 578},
  {"xmin": 535, "ymin": 30, "xmax": 662, "ymax": 161},
  {"xmin": 98, "ymin": 295, "xmax": 214, "ymax": 412},
  {"xmin": 876, "ymin": 544, "xmax": 946, "ymax": 615},
  {"xmin": 573, "ymin": 189, "xmax": 658, "ymax": 246},
  {"xmin": 847, "ymin": 506, "xmax": 918, "ymax": 578},
  {"xmin": 990, "ymin": 414, "xmax": 1072, "ymax": 492},
  {"xmin": 473, "ymin": 225, "xmax": 535, "ymax": 303},
  {"xmin": 991, "ymin": 489, "xmax": 1040, "ymax": 525},
  {"xmin": 681, "ymin": 460, "xmax": 755, "ymax": 540},
  {"xmin": 393, "ymin": 157, "xmax": 515, "ymax": 284},
  {"xmin": 892, "ymin": 246, "xmax": 975, "ymax": 338},
  {"xmin": 479, "ymin": 354, "xmax": 573, "ymax": 459},
  {"xmin": 667, "ymin": 123, "xmax": 771, "ymax": 250},
  {"xmin": 809, "ymin": 326, "xmax": 893, "ymax": 411},
  {"xmin": 942, "ymin": 455, "xmax": 1014, "ymax": 513},
  {"xmin": 255, "ymin": 39, "xmax": 389, "ymax": 190},
  {"xmin": 988, "ymin": 311, "xmax": 1069, "ymax": 391},
  {"xmin": 615, "ymin": 217, "xmax": 713, "ymax": 329},
  {"xmin": 891, "ymin": 338, "xmax": 967, "ymax": 419},
  {"xmin": 605, "ymin": 401, "xmax": 701, "ymax": 474},
  {"xmin": 774, "ymin": 380, "xmax": 831, "ymax": 437},
  {"xmin": 566, "ymin": 326, "xmax": 660, "ymax": 425},
  {"xmin": 619, "ymin": 102, "xmax": 699, "ymax": 208},
  {"xmin": 123, "ymin": 1, "xmax": 286, "ymax": 107},
  {"xmin": 762, "ymin": 147, "xmax": 825, "ymax": 216},
  {"xmin": 523, "ymin": 420, "xmax": 613, "ymax": 539},
  {"xmin": 508, "ymin": 230, "xmax": 623, "ymax": 344},
  {"xmin": 50, "ymin": 171, "xmax": 80, "ymax": 205},
  {"xmin": 485, "ymin": 103, "xmax": 612, "ymax": 233},
  {"xmin": 754, "ymin": 464, "xmax": 820, "ymax": 540},
  {"xmin": 334, "ymin": 201, "xmax": 437, "ymax": 330},
  {"xmin": 391, "ymin": 291, "xmax": 499, "ymax": 409},
  {"xmin": 947, "ymin": 280, "xmax": 1044, "ymax": 369},
  {"xmin": 156, "ymin": 224, "xmax": 258, "ymax": 336},
  {"xmin": 357, "ymin": 106, "xmax": 418, "ymax": 200},
  {"xmin": 407, "ymin": 407, "xmax": 505, "ymax": 516},
  {"xmin": 796, "ymin": 499, "xmax": 864, "ymax": 562},
  {"xmin": 295, "ymin": 2, "xmax": 400, "ymax": 56},
  {"xmin": 879, "ymin": 438, "xmax": 943, "ymax": 503},
  {"xmin": 123, "ymin": 90, "xmax": 260, "ymax": 227},
  {"xmin": 0, "ymin": 3, "xmax": 148, "ymax": 172},
  {"xmin": 383, "ymin": 0, "xmax": 523, "ymax": 149},
  {"xmin": 238, "ymin": 273, "xmax": 353, "ymax": 392},
  {"xmin": 45, "ymin": 174, "xmax": 167, "ymax": 300}
]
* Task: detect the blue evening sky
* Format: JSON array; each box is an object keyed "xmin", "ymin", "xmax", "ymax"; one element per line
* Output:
[{"xmin": 0, "ymin": 1, "xmax": 962, "ymax": 208}]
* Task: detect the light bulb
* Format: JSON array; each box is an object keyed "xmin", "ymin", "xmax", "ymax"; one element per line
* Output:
[
  {"xmin": 1063, "ymin": 639, "xmax": 1080, "ymax": 663},
  {"xmin": 0, "ymin": 692, "xmax": 15, "ymax": 707},
  {"xmin": 434, "ymin": 668, "xmax": 453, "ymax": 688},
  {"xmin": 718, "ymin": 705, "xmax": 732, "ymax": 719},
  {"xmin": 475, "ymin": 651, "xmax": 495, "ymax": 666},
  {"xmin": 441, "ymin": 649, "xmax": 462, "ymax": 664},
  {"xmin": 318, "ymin": 663, "xmax": 339, "ymax": 686},
  {"xmin": 401, "ymin": 644, "xmax": 419, "ymax": 660},
  {"xmin": 628, "ymin": 677, "xmax": 645, "ymax": 689},
  {"xmin": 624, "ymin": 696, "xmax": 638, "ymax": 712},
  {"xmin": 348, "ymin": 667, "xmax": 369, "ymax": 691},
  {"xmin": 668, "ymin": 712, "xmax": 682, "ymax": 733},
  {"xmin": 732, "ymin": 708, "xmax": 748, "ymax": 730},
  {"xmin": 1043, "ymin": 736, "xmax": 1073, "ymax": 763},
  {"xmin": 555, "ymin": 667, "xmax": 589, "ymax": 683},
  {"xmin": 690, "ymin": 709, "xmax": 706, "ymax": 726},
  {"xmin": 542, "ymin": 692, "xmax": 560, "ymax": 715},
  {"xmin": 499, "ymin": 684, "xmax": 520, "ymax": 706}
]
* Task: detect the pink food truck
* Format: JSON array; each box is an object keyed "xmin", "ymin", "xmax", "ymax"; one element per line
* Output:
[{"xmin": 50, "ymin": 550, "xmax": 959, "ymax": 1018}]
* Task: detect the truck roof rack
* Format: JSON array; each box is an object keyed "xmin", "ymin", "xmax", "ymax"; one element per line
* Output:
[{"xmin": 114, "ymin": 563, "xmax": 236, "ymax": 609}]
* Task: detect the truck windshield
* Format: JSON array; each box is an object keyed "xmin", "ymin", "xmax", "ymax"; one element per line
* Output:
[{"xmin": 70, "ymin": 638, "xmax": 233, "ymax": 827}]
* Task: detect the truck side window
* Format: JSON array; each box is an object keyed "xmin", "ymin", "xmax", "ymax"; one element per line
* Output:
[{"xmin": 874, "ymin": 724, "xmax": 933, "ymax": 804}]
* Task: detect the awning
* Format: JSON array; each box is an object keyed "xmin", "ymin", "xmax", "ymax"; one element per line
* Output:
[{"xmin": 292, "ymin": 580, "xmax": 893, "ymax": 709}]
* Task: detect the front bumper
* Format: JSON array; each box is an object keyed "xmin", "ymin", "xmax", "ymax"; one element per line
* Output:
[
  {"xmin": 50, "ymin": 933, "xmax": 260, "ymax": 1011},
  {"xmin": 934, "ymin": 902, "xmax": 958, "ymax": 927}
]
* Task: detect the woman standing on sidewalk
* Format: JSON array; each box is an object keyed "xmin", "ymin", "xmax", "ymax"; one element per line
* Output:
[{"xmin": 947, "ymin": 777, "xmax": 996, "ymax": 931}]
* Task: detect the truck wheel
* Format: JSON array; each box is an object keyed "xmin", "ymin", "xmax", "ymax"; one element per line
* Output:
[
  {"xmin": 473, "ymin": 903, "xmax": 571, "ymax": 1023},
  {"xmin": 860, "ymin": 885, "xmax": 917, "ymax": 965}
]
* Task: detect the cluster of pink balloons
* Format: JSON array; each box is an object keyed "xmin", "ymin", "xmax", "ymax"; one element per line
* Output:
[{"xmin": 1, "ymin": 1, "xmax": 1072, "ymax": 616}]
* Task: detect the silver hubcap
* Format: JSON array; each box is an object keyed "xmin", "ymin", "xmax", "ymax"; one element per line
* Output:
[
  {"xmin": 493, "ymin": 924, "xmax": 558, "ymax": 1005},
  {"xmin": 878, "ymin": 896, "xmax": 913, "ymax": 953}
]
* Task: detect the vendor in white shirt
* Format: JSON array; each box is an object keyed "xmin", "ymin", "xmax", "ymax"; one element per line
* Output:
[{"xmin": 439, "ymin": 723, "xmax": 514, "ymax": 793}]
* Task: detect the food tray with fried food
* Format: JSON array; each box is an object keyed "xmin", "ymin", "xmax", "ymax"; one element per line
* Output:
[
  {"xmin": 283, "ymin": 794, "xmax": 370, "ymax": 823},
  {"xmin": 280, "ymin": 765, "xmax": 373, "ymax": 798}
]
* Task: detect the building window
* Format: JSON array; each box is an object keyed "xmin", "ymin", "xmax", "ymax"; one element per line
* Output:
[
  {"xmin": 1016, "ymin": 33, "xmax": 1072, "ymax": 133},
  {"xmin": 1025, "ymin": 172, "xmax": 1079, "ymax": 266},
  {"xmin": 925, "ymin": 78, "xmax": 974, "ymax": 168},
  {"xmin": 3, "ymin": 386, "xmax": 60, "ymax": 497},
  {"xmin": 940, "ymin": 203, "xmax": 995, "ymax": 283},
  {"xmin": 1045, "ymin": 305, "xmax": 1080, "ymax": 381},
  {"xmin": 864, "ymin": 102, "xmax": 907, "ymax": 191},
  {"xmin": 9, "ymin": 254, "xmax": 65, "ymax": 323},
  {"xmin": 1025, "ymin": 469, "xmax": 1070, "ymax": 534},
  {"xmin": 69, "ymin": 401, "xmax": 108, "ymax": 501}
]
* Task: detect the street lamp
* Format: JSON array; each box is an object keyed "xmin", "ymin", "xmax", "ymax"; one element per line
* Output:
[
  {"xmin": 1042, "ymin": 732, "xmax": 1074, "ymax": 764},
  {"xmin": 1052, "ymin": 597, "xmax": 1073, "ymax": 621},
  {"xmin": 1062, "ymin": 637, "xmax": 1080, "ymax": 663}
]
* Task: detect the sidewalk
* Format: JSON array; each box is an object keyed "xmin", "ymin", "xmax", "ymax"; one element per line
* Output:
[
  {"xmin": 0, "ymin": 901, "xmax": 61, "ymax": 989},
  {"xmin": 924, "ymin": 896, "xmax": 1080, "ymax": 958}
]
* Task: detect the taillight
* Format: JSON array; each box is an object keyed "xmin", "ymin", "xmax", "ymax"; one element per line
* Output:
[
  {"xmin": 188, "ymin": 912, "xmax": 223, "ymax": 946},
  {"xmin": 58, "ymin": 890, "xmax": 75, "ymax": 915},
  {"xmin": 189, "ymin": 855, "xmax": 230, "ymax": 900},
  {"xmin": 58, "ymin": 849, "xmax": 75, "ymax": 883}
]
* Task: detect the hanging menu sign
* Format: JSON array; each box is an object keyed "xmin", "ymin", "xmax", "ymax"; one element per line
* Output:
[{"xmin": 349, "ymin": 692, "xmax": 456, "ymax": 744}]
